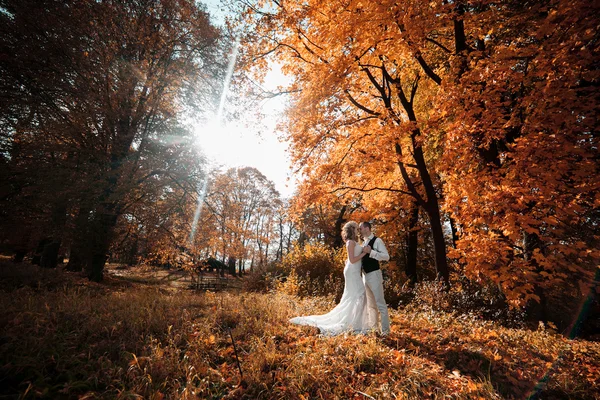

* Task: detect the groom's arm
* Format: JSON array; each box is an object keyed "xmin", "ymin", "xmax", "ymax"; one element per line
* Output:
[{"xmin": 370, "ymin": 238, "xmax": 390, "ymax": 262}]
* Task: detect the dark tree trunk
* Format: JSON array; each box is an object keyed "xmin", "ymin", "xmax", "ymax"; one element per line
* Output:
[
  {"xmin": 228, "ymin": 257, "xmax": 237, "ymax": 277},
  {"xmin": 424, "ymin": 199, "xmax": 450, "ymax": 284},
  {"xmin": 449, "ymin": 214, "xmax": 459, "ymax": 249},
  {"xmin": 127, "ymin": 236, "xmax": 138, "ymax": 266},
  {"xmin": 88, "ymin": 208, "xmax": 120, "ymax": 282},
  {"xmin": 395, "ymin": 135, "xmax": 450, "ymax": 285},
  {"xmin": 277, "ymin": 218, "xmax": 284, "ymax": 261},
  {"xmin": 385, "ymin": 67, "xmax": 450, "ymax": 285},
  {"xmin": 405, "ymin": 200, "xmax": 419, "ymax": 285},
  {"xmin": 66, "ymin": 245, "xmax": 86, "ymax": 272},
  {"xmin": 32, "ymin": 238, "xmax": 51, "ymax": 265},
  {"xmin": 568, "ymin": 268, "xmax": 600, "ymax": 339},
  {"xmin": 523, "ymin": 230, "xmax": 547, "ymax": 321},
  {"xmin": 67, "ymin": 206, "xmax": 91, "ymax": 272},
  {"xmin": 298, "ymin": 231, "xmax": 307, "ymax": 248},
  {"xmin": 13, "ymin": 250, "xmax": 26, "ymax": 263},
  {"xmin": 41, "ymin": 201, "xmax": 68, "ymax": 269},
  {"xmin": 85, "ymin": 124, "xmax": 138, "ymax": 282},
  {"xmin": 41, "ymin": 240, "xmax": 61, "ymax": 268},
  {"xmin": 332, "ymin": 205, "xmax": 347, "ymax": 248},
  {"xmin": 453, "ymin": 3, "xmax": 467, "ymax": 53}
]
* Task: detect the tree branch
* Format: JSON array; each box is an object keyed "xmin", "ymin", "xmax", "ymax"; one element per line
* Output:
[
  {"xmin": 395, "ymin": 142, "xmax": 426, "ymax": 206},
  {"xmin": 331, "ymin": 185, "xmax": 413, "ymax": 196},
  {"xmin": 414, "ymin": 53, "xmax": 442, "ymax": 85},
  {"xmin": 344, "ymin": 90, "xmax": 380, "ymax": 116},
  {"xmin": 426, "ymin": 37, "xmax": 452, "ymax": 53}
]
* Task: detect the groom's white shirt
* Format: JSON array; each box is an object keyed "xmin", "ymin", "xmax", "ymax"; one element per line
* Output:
[{"xmin": 363, "ymin": 234, "xmax": 390, "ymax": 262}]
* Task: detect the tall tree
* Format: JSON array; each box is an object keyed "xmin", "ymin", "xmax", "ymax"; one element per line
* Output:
[
  {"xmin": 0, "ymin": 0, "xmax": 224, "ymax": 281},
  {"xmin": 238, "ymin": 0, "xmax": 452, "ymax": 283},
  {"xmin": 203, "ymin": 167, "xmax": 282, "ymax": 272},
  {"xmin": 238, "ymin": 0, "xmax": 600, "ymax": 308}
]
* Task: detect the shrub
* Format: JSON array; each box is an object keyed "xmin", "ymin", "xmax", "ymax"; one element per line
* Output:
[
  {"xmin": 243, "ymin": 261, "xmax": 284, "ymax": 292},
  {"xmin": 408, "ymin": 276, "xmax": 526, "ymax": 328},
  {"xmin": 277, "ymin": 243, "xmax": 346, "ymax": 298}
]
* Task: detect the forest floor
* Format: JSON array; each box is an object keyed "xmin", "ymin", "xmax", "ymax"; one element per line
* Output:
[{"xmin": 0, "ymin": 259, "xmax": 599, "ymax": 399}]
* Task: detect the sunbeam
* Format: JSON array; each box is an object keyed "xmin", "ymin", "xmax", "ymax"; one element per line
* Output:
[
  {"xmin": 188, "ymin": 37, "xmax": 241, "ymax": 247},
  {"xmin": 188, "ymin": 177, "xmax": 208, "ymax": 247},
  {"xmin": 216, "ymin": 35, "xmax": 240, "ymax": 123}
]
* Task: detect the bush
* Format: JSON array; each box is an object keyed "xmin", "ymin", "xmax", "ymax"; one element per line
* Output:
[
  {"xmin": 277, "ymin": 243, "xmax": 346, "ymax": 298},
  {"xmin": 243, "ymin": 261, "xmax": 284, "ymax": 292},
  {"xmin": 407, "ymin": 276, "xmax": 526, "ymax": 328}
]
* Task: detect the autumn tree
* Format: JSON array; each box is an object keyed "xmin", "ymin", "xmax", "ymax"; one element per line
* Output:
[
  {"xmin": 238, "ymin": 0, "xmax": 600, "ymax": 316},
  {"xmin": 109, "ymin": 132, "xmax": 210, "ymax": 269},
  {"xmin": 0, "ymin": 0, "xmax": 224, "ymax": 281},
  {"xmin": 436, "ymin": 0, "xmax": 600, "ymax": 314},
  {"xmin": 203, "ymin": 167, "xmax": 283, "ymax": 274},
  {"xmin": 238, "ymin": 0, "xmax": 453, "ymax": 283}
]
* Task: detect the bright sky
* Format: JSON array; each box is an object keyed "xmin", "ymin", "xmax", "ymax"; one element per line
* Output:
[{"xmin": 194, "ymin": 0, "xmax": 296, "ymax": 198}]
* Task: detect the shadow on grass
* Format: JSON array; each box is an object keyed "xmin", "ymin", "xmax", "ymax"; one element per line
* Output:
[{"xmin": 378, "ymin": 331, "xmax": 581, "ymax": 400}]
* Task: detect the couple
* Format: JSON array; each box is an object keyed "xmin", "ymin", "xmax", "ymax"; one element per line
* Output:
[{"xmin": 290, "ymin": 221, "xmax": 390, "ymax": 336}]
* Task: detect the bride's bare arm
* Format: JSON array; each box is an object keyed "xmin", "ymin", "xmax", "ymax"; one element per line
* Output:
[{"xmin": 346, "ymin": 240, "xmax": 367, "ymax": 264}]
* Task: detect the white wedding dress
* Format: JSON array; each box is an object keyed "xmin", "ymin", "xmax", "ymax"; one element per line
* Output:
[{"xmin": 289, "ymin": 241, "xmax": 375, "ymax": 335}]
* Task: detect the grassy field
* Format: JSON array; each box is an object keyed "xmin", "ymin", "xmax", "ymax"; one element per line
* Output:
[{"xmin": 0, "ymin": 262, "xmax": 599, "ymax": 399}]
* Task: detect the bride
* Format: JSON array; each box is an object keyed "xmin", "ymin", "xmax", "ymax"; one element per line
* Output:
[{"xmin": 289, "ymin": 221, "xmax": 376, "ymax": 335}]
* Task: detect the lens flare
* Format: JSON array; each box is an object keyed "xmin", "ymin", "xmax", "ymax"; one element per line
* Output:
[
  {"xmin": 188, "ymin": 178, "xmax": 208, "ymax": 247},
  {"xmin": 188, "ymin": 37, "xmax": 240, "ymax": 247}
]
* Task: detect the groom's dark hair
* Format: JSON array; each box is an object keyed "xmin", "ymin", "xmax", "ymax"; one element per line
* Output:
[{"xmin": 360, "ymin": 221, "xmax": 372, "ymax": 230}]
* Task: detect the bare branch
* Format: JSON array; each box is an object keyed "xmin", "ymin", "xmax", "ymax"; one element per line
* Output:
[
  {"xmin": 415, "ymin": 53, "xmax": 442, "ymax": 85},
  {"xmin": 410, "ymin": 74, "xmax": 420, "ymax": 104},
  {"xmin": 395, "ymin": 142, "xmax": 426, "ymax": 206},
  {"xmin": 344, "ymin": 90, "xmax": 381, "ymax": 116},
  {"xmin": 426, "ymin": 37, "xmax": 452, "ymax": 53},
  {"xmin": 331, "ymin": 185, "xmax": 413, "ymax": 196}
]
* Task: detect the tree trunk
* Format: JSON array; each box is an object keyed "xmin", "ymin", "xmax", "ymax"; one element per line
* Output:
[
  {"xmin": 32, "ymin": 238, "xmax": 50, "ymax": 265},
  {"xmin": 388, "ymin": 69, "xmax": 450, "ymax": 285},
  {"xmin": 423, "ymin": 198, "xmax": 450, "ymax": 284},
  {"xmin": 523, "ymin": 230, "xmax": 547, "ymax": 321},
  {"xmin": 278, "ymin": 218, "xmax": 284, "ymax": 261},
  {"xmin": 88, "ymin": 208, "xmax": 120, "ymax": 282},
  {"xmin": 453, "ymin": 3, "xmax": 467, "ymax": 53},
  {"xmin": 41, "ymin": 240, "xmax": 61, "ymax": 269},
  {"xmin": 13, "ymin": 250, "xmax": 26, "ymax": 263},
  {"xmin": 41, "ymin": 201, "xmax": 68, "ymax": 269},
  {"xmin": 412, "ymin": 136, "xmax": 449, "ymax": 284},
  {"xmin": 67, "ymin": 206, "xmax": 91, "ymax": 272},
  {"xmin": 228, "ymin": 256, "xmax": 237, "ymax": 276},
  {"xmin": 332, "ymin": 205, "xmax": 347, "ymax": 248},
  {"xmin": 395, "ymin": 137, "xmax": 450, "ymax": 285},
  {"xmin": 127, "ymin": 236, "xmax": 138, "ymax": 266},
  {"xmin": 298, "ymin": 231, "xmax": 307, "ymax": 248},
  {"xmin": 568, "ymin": 268, "xmax": 600, "ymax": 339},
  {"xmin": 449, "ymin": 214, "xmax": 459, "ymax": 249},
  {"xmin": 405, "ymin": 200, "xmax": 419, "ymax": 285},
  {"xmin": 286, "ymin": 225, "xmax": 293, "ymax": 255}
]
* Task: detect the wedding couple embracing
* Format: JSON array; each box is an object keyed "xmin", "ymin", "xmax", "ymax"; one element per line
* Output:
[{"xmin": 290, "ymin": 221, "xmax": 391, "ymax": 336}]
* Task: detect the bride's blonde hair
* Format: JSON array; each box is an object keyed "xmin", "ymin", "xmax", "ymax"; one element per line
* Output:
[{"xmin": 342, "ymin": 221, "xmax": 359, "ymax": 242}]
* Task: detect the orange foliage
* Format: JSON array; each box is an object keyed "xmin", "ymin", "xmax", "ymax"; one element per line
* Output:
[{"xmin": 239, "ymin": 0, "xmax": 600, "ymax": 305}]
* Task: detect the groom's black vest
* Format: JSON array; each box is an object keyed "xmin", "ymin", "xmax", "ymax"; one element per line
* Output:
[{"xmin": 362, "ymin": 236, "xmax": 380, "ymax": 273}]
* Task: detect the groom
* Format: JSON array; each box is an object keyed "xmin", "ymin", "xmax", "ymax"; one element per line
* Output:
[{"xmin": 359, "ymin": 222, "xmax": 391, "ymax": 335}]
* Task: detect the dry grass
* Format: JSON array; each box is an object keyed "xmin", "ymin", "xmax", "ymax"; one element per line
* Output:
[{"xmin": 0, "ymin": 262, "xmax": 599, "ymax": 399}]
